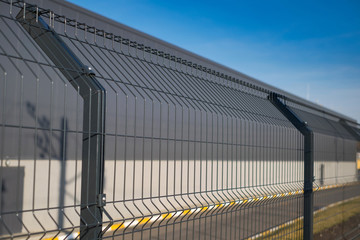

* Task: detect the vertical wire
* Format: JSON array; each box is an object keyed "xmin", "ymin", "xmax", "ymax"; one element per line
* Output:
[
  {"xmin": 289, "ymin": 126, "xmax": 293, "ymax": 237},
  {"xmin": 204, "ymin": 108, "xmax": 209, "ymax": 240},
  {"xmin": 254, "ymin": 121, "xmax": 258, "ymax": 236},
  {"xmin": 192, "ymin": 100, "xmax": 197, "ymax": 240},
  {"xmin": 263, "ymin": 120, "xmax": 268, "ymax": 235},
  {"xmin": 17, "ymin": 75, "xmax": 24, "ymax": 238},
  {"xmin": 74, "ymin": 84, "xmax": 80, "ymax": 235},
  {"xmin": 32, "ymin": 75, "xmax": 40, "ymax": 234},
  {"xmin": 198, "ymin": 108, "xmax": 204, "ymax": 240},
  {"xmin": 165, "ymin": 96, "xmax": 170, "ymax": 240},
  {"xmin": 241, "ymin": 116, "xmax": 246, "ymax": 240},
  {"xmin": 0, "ymin": 71, "xmax": 7, "ymax": 234},
  {"xmin": 140, "ymin": 82, "xmax": 147, "ymax": 240},
  {"xmin": 235, "ymin": 115, "xmax": 239, "ymax": 240},
  {"xmin": 224, "ymin": 108, "xmax": 229, "ymax": 239},
  {"xmin": 149, "ymin": 92, "xmax": 155, "ymax": 240},
  {"xmin": 172, "ymin": 95, "xmax": 178, "ymax": 240},
  {"xmin": 266, "ymin": 123, "xmax": 271, "ymax": 238},
  {"xmin": 110, "ymin": 33, "xmax": 120, "ymax": 236},
  {"xmin": 122, "ymin": 94, "xmax": 128, "ymax": 240},
  {"xmin": 157, "ymin": 97, "xmax": 162, "ymax": 240},
  {"xmin": 156, "ymin": 54, "xmax": 170, "ymax": 240},
  {"xmin": 258, "ymin": 121, "xmax": 262, "ymax": 236},
  {"xmin": 271, "ymin": 120, "xmax": 276, "ymax": 237},
  {"xmin": 214, "ymin": 100, "xmax": 219, "ymax": 239},
  {"xmin": 61, "ymin": 80, "xmax": 68, "ymax": 234},
  {"xmin": 210, "ymin": 103, "xmax": 215, "ymax": 240},
  {"xmin": 207, "ymin": 108, "xmax": 214, "ymax": 240},
  {"xmin": 251, "ymin": 119, "xmax": 255, "ymax": 236},
  {"xmin": 229, "ymin": 115, "xmax": 234, "ymax": 240},
  {"xmin": 245, "ymin": 120, "xmax": 250, "ymax": 238},
  {"xmin": 185, "ymin": 96, "xmax": 191, "ymax": 240},
  {"xmin": 178, "ymin": 101, "xmax": 184, "ymax": 240},
  {"xmin": 130, "ymin": 80, "xmax": 138, "ymax": 240}
]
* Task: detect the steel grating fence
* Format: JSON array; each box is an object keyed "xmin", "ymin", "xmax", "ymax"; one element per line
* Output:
[{"xmin": 0, "ymin": 1, "xmax": 359, "ymax": 240}]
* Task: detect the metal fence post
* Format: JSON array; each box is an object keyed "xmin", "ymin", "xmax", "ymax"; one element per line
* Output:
[
  {"xmin": 303, "ymin": 130, "xmax": 314, "ymax": 240},
  {"xmin": 18, "ymin": 7, "xmax": 106, "ymax": 239},
  {"xmin": 268, "ymin": 92, "xmax": 314, "ymax": 240}
]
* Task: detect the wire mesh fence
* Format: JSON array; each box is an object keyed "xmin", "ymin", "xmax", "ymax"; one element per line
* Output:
[{"xmin": 0, "ymin": 1, "xmax": 359, "ymax": 240}]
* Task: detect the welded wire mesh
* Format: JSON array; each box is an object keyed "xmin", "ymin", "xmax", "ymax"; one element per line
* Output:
[
  {"xmin": 0, "ymin": 1, "xmax": 359, "ymax": 240},
  {"xmin": 286, "ymin": 101, "xmax": 360, "ymax": 238}
]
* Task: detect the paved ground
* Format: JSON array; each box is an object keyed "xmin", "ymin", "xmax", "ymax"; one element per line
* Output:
[{"xmin": 102, "ymin": 184, "xmax": 360, "ymax": 240}]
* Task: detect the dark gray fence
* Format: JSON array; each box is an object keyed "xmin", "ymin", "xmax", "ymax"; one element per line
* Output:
[{"xmin": 1, "ymin": 1, "xmax": 360, "ymax": 240}]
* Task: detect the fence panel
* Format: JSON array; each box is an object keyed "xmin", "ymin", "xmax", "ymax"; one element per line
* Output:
[{"xmin": 0, "ymin": 1, "xmax": 359, "ymax": 240}]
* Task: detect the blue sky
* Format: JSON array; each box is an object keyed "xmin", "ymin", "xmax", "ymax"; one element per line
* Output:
[{"xmin": 69, "ymin": 0, "xmax": 360, "ymax": 122}]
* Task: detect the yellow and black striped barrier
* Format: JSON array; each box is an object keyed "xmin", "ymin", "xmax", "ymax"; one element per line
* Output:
[{"xmin": 43, "ymin": 182, "xmax": 357, "ymax": 240}]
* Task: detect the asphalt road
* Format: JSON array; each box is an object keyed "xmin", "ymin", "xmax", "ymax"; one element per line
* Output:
[{"xmin": 103, "ymin": 184, "xmax": 360, "ymax": 240}]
